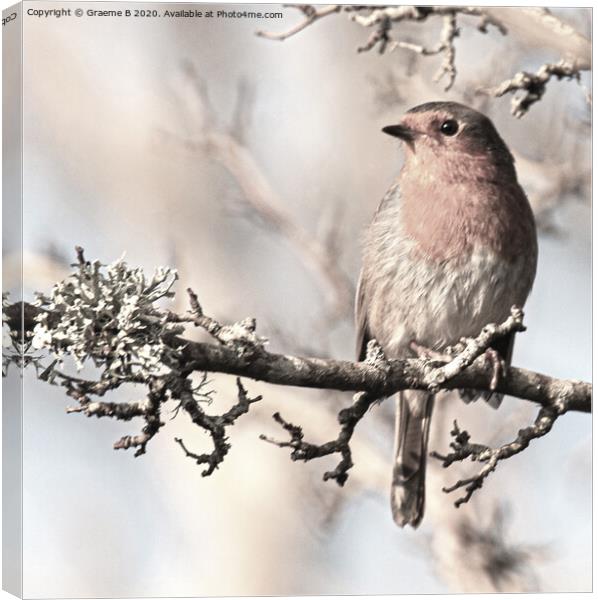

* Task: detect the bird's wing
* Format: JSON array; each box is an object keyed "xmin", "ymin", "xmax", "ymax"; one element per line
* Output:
[
  {"xmin": 355, "ymin": 271, "xmax": 371, "ymax": 361},
  {"xmin": 355, "ymin": 180, "xmax": 401, "ymax": 362}
]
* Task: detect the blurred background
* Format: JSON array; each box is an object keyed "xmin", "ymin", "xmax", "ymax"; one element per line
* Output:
[{"xmin": 5, "ymin": 2, "xmax": 591, "ymax": 596}]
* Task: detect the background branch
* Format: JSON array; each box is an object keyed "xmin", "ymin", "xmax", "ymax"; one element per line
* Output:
[
  {"xmin": 257, "ymin": 5, "xmax": 590, "ymax": 114},
  {"xmin": 160, "ymin": 63, "xmax": 355, "ymax": 320}
]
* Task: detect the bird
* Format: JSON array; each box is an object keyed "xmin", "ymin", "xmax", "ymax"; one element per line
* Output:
[{"xmin": 355, "ymin": 101, "xmax": 537, "ymax": 528}]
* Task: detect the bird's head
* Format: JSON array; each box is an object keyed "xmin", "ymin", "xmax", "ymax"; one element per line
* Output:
[{"xmin": 383, "ymin": 101, "xmax": 514, "ymax": 170}]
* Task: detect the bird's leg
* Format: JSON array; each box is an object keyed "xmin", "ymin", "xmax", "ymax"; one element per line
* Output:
[{"xmin": 484, "ymin": 348, "xmax": 507, "ymax": 390}]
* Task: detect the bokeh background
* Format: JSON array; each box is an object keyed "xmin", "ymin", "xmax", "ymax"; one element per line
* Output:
[{"xmin": 4, "ymin": 2, "xmax": 592, "ymax": 596}]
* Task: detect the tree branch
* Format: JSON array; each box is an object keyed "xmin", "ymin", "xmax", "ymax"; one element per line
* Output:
[
  {"xmin": 161, "ymin": 65, "xmax": 355, "ymax": 319},
  {"xmin": 174, "ymin": 377, "xmax": 262, "ymax": 476},
  {"xmin": 482, "ymin": 60, "xmax": 586, "ymax": 119},
  {"xmin": 256, "ymin": 5, "xmax": 590, "ymax": 112},
  {"xmin": 175, "ymin": 327, "xmax": 590, "ymax": 414},
  {"xmin": 260, "ymin": 391, "xmax": 374, "ymax": 486},
  {"xmin": 256, "ymin": 4, "xmax": 342, "ymax": 41},
  {"xmin": 3, "ymin": 249, "xmax": 591, "ymax": 508},
  {"xmin": 258, "ymin": 6, "xmax": 503, "ymax": 93},
  {"xmin": 432, "ymin": 404, "xmax": 566, "ymax": 506}
]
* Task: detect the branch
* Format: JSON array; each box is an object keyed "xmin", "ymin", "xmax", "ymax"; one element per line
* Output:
[
  {"xmin": 257, "ymin": 5, "xmax": 505, "ymax": 92},
  {"xmin": 427, "ymin": 308, "xmax": 525, "ymax": 391},
  {"xmin": 260, "ymin": 391, "xmax": 373, "ymax": 486},
  {"xmin": 256, "ymin": 4, "xmax": 341, "ymax": 41},
  {"xmin": 432, "ymin": 404, "xmax": 565, "ymax": 506},
  {"xmin": 470, "ymin": 8, "xmax": 592, "ymax": 115},
  {"xmin": 482, "ymin": 60, "xmax": 586, "ymax": 118},
  {"xmin": 483, "ymin": 7, "xmax": 590, "ymax": 70},
  {"xmin": 161, "ymin": 65, "xmax": 355, "ymax": 319},
  {"xmin": 257, "ymin": 5, "xmax": 590, "ymax": 110},
  {"xmin": 177, "ymin": 302, "xmax": 588, "ymax": 489},
  {"xmin": 4, "ymin": 249, "xmax": 591, "ymax": 505},
  {"xmin": 176, "ymin": 321, "xmax": 590, "ymax": 414},
  {"xmin": 174, "ymin": 377, "xmax": 262, "ymax": 476}
]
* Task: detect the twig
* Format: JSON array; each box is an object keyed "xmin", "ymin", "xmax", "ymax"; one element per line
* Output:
[
  {"xmin": 112, "ymin": 379, "xmax": 166, "ymax": 457},
  {"xmin": 258, "ymin": 5, "xmax": 506, "ymax": 91},
  {"xmin": 173, "ymin": 287, "xmax": 267, "ymax": 357},
  {"xmin": 256, "ymin": 4, "xmax": 342, "ymax": 41},
  {"xmin": 432, "ymin": 403, "xmax": 566, "ymax": 506},
  {"xmin": 395, "ymin": 13, "xmax": 460, "ymax": 90},
  {"xmin": 161, "ymin": 71, "xmax": 355, "ymax": 318},
  {"xmin": 257, "ymin": 5, "xmax": 590, "ymax": 113},
  {"xmin": 260, "ymin": 391, "xmax": 375, "ymax": 485},
  {"xmin": 425, "ymin": 306, "xmax": 525, "ymax": 391},
  {"xmin": 357, "ymin": 14, "xmax": 392, "ymax": 54},
  {"xmin": 483, "ymin": 60, "xmax": 585, "ymax": 118},
  {"xmin": 174, "ymin": 378, "xmax": 262, "ymax": 476},
  {"xmin": 66, "ymin": 399, "xmax": 149, "ymax": 420}
]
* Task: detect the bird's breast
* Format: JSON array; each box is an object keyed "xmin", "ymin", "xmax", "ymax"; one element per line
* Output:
[
  {"xmin": 399, "ymin": 174, "xmax": 536, "ymax": 264},
  {"xmin": 369, "ymin": 244, "xmax": 534, "ymax": 356},
  {"xmin": 360, "ymin": 176, "xmax": 537, "ymax": 356}
]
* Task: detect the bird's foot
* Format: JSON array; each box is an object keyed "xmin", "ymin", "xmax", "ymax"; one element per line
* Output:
[
  {"xmin": 484, "ymin": 348, "xmax": 507, "ymax": 390},
  {"xmin": 409, "ymin": 340, "xmax": 451, "ymax": 362}
]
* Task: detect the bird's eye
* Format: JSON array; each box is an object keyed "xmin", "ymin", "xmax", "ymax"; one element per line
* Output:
[{"xmin": 439, "ymin": 119, "xmax": 459, "ymax": 136}]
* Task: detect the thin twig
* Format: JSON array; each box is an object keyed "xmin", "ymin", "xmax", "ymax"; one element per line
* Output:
[
  {"xmin": 432, "ymin": 403, "xmax": 566, "ymax": 506},
  {"xmin": 256, "ymin": 5, "xmax": 342, "ymax": 41},
  {"xmin": 260, "ymin": 391, "xmax": 375, "ymax": 485}
]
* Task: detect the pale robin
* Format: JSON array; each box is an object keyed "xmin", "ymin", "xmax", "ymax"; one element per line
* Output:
[{"xmin": 356, "ymin": 101, "xmax": 538, "ymax": 527}]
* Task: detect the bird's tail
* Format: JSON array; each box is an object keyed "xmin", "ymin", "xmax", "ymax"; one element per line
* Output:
[{"xmin": 391, "ymin": 391, "xmax": 435, "ymax": 528}]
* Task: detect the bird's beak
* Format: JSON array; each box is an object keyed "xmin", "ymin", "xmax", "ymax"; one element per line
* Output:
[{"xmin": 382, "ymin": 124, "xmax": 415, "ymax": 142}]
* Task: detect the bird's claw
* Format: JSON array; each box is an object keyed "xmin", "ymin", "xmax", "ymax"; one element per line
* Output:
[
  {"xmin": 409, "ymin": 340, "xmax": 451, "ymax": 362},
  {"xmin": 484, "ymin": 348, "xmax": 507, "ymax": 390}
]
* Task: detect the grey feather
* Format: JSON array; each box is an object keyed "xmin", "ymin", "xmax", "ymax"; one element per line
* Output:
[{"xmin": 391, "ymin": 391, "xmax": 434, "ymax": 528}]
